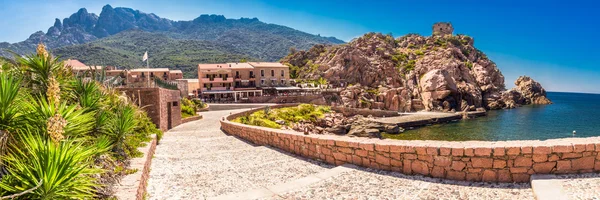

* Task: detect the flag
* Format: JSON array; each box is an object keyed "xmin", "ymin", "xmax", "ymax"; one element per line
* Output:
[{"xmin": 142, "ymin": 51, "xmax": 148, "ymax": 61}]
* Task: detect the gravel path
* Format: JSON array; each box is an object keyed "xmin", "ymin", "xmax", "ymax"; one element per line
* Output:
[
  {"xmin": 557, "ymin": 173, "xmax": 600, "ymax": 200},
  {"xmin": 147, "ymin": 109, "xmax": 535, "ymax": 200}
]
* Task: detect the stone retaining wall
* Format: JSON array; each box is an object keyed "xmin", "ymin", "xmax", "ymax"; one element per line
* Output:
[
  {"xmin": 182, "ymin": 115, "xmax": 203, "ymax": 124},
  {"xmin": 114, "ymin": 134, "xmax": 157, "ymax": 200},
  {"xmin": 222, "ymin": 107, "xmax": 600, "ymax": 183}
]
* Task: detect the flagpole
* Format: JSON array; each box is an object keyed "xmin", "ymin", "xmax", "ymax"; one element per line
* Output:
[{"xmin": 146, "ymin": 52, "xmax": 150, "ymax": 87}]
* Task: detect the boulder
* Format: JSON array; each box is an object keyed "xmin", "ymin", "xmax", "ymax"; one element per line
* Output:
[
  {"xmin": 514, "ymin": 76, "xmax": 552, "ymax": 105},
  {"xmin": 419, "ymin": 69, "xmax": 458, "ymax": 111}
]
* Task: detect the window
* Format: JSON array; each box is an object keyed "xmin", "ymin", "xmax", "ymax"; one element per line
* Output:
[
  {"xmin": 173, "ymin": 101, "xmax": 179, "ymax": 107},
  {"xmin": 271, "ymin": 70, "xmax": 274, "ymax": 76},
  {"xmin": 281, "ymin": 70, "xmax": 284, "ymax": 77},
  {"xmin": 150, "ymin": 72, "xmax": 154, "ymax": 77},
  {"xmin": 281, "ymin": 80, "xmax": 285, "ymax": 85},
  {"xmin": 141, "ymin": 72, "xmax": 145, "ymax": 77},
  {"xmin": 250, "ymin": 71, "xmax": 254, "ymax": 77},
  {"xmin": 271, "ymin": 80, "xmax": 276, "ymax": 85},
  {"xmin": 261, "ymin": 70, "xmax": 264, "ymax": 77},
  {"xmin": 261, "ymin": 80, "xmax": 265, "ymax": 85}
]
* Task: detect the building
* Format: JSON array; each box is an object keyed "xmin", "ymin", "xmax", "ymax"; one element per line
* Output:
[
  {"xmin": 177, "ymin": 79, "xmax": 200, "ymax": 97},
  {"xmin": 432, "ymin": 22, "xmax": 454, "ymax": 36},
  {"xmin": 197, "ymin": 62, "xmax": 291, "ymax": 101},
  {"xmin": 126, "ymin": 68, "xmax": 183, "ymax": 86},
  {"xmin": 248, "ymin": 62, "xmax": 290, "ymax": 87},
  {"xmin": 65, "ymin": 59, "xmax": 115, "ymax": 75}
]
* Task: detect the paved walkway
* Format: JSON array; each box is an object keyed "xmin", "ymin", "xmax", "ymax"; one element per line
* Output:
[{"xmin": 147, "ymin": 109, "xmax": 534, "ymax": 200}]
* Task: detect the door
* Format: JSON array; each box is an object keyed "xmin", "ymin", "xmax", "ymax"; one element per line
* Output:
[{"xmin": 167, "ymin": 102, "xmax": 172, "ymax": 130}]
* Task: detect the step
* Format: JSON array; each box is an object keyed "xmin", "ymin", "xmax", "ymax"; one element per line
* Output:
[{"xmin": 530, "ymin": 174, "xmax": 570, "ymax": 200}]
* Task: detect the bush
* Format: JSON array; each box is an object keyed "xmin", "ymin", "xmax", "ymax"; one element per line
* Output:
[
  {"xmin": 232, "ymin": 104, "xmax": 331, "ymax": 128},
  {"xmin": 0, "ymin": 44, "xmax": 162, "ymax": 199},
  {"xmin": 181, "ymin": 98, "xmax": 197, "ymax": 118},
  {"xmin": 0, "ymin": 131, "xmax": 111, "ymax": 199}
]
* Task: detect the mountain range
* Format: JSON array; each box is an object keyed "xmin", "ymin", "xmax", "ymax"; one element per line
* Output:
[{"xmin": 0, "ymin": 4, "xmax": 344, "ymax": 77}]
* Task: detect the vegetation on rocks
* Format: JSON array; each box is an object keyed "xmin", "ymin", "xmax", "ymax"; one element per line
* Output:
[
  {"xmin": 232, "ymin": 104, "xmax": 331, "ymax": 129},
  {"xmin": 0, "ymin": 44, "xmax": 161, "ymax": 199}
]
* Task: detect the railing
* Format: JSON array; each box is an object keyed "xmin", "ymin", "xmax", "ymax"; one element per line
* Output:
[
  {"xmin": 154, "ymin": 78, "xmax": 178, "ymax": 90},
  {"xmin": 201, "ymin": 87, "xmax": 228, "ymax": 91},
  {"xmin": 201, "ymin": 78, "xmax": 233, "ymax": 82}
]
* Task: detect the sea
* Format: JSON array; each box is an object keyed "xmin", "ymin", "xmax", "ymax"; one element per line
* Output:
[{"xmin": 384, "ymin": 92, "xmax": 600, "ymax": 141}]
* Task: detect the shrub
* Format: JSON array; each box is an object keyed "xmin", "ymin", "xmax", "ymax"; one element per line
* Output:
[
  {"xmin": 465, "ymin": 61, "xmax": 474, "ymax": 70},
  {"xmin": 415, "ymin": 50, "xmax": 424, "ymax": 56},
  {"xmin": 0, "ymin": 130, "xmax": 111, "ymax": 199},
  {"xmin": 232, "ymin": 104, "xmax": 331, "ymax": 128},
  {"xmin": 404, "ymin": 60, "xmax": 416, "ymax": 72},
  {"xmin": 181, "ymin": 98, "xmax": 197, "ymax": 118}
]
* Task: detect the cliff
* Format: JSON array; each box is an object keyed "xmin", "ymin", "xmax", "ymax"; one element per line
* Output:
[{"xmin": 282, "ymin": 26, "xmax": 551, "ymax": 112}]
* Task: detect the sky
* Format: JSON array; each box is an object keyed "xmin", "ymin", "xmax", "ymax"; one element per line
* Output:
[{"xmin": 0, "ymin": 0, "xmax": 598, "ymax": 93}]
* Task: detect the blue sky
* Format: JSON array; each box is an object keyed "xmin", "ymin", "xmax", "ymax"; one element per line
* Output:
[{"xmin": 1, "ymin": 0, "xmax": 598, "ymax": 93}]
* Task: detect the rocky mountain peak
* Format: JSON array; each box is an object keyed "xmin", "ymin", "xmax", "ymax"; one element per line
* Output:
[
  {"xmin": 193, "ymin": 14, "xmax": 227, "ymax": 23},
  {"xmin": 0, "ymin": 5, "xmax": 344, "ymax": 63}
]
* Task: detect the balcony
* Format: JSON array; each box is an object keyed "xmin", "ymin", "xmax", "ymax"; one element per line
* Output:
[
  {"xmin": 201, "ymin": 87, "xmax": 229, "ymax": 91},
  {"xmin": 201, "ymin": 77, "xmax": 233, "ymax": 83}
]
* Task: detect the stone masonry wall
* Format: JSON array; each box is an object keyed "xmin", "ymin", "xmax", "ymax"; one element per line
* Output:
[
  {"xmin": 158, "ymin": 88, "xmax": 182, "ymax": 131},
  {"xmin": 114, "ymin": 135, "xmax": 157, "ymax": 200},
  {"xmin": 222, "ymin": 106, "xmax": 600, "ymax": 183}
]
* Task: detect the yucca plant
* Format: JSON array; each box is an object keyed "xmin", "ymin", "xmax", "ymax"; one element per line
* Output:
[
  {"xmin": 0, "ymin": 129, "xmax": 111, "ymax": 199},
  {"xmin": 0, "ymin": 71, "xmax": 25, "ymax": 172},
  {"xmin": 13, "ymin": 44, "xmax": 73, "ymax": 99},
  {"xmin": 21, "ymin": 94, "xmax": 96, "ymax": 140},
  {"xmin": 107, "ymin": 105, "xmax": 137, "ymax": 159},
  {"xmin": 71, "ymin": 78, "xmax": 102, "ymax": 110}
]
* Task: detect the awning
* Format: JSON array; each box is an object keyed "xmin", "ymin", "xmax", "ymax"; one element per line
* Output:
[{"xmin": 202, "ymin": 90, "xmax": 235, "ymax": 94}]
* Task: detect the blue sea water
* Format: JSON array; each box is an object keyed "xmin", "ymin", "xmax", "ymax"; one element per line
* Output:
[{"xmin": 384, "ymin": 92, "xmax": 600, "ymax": 141}]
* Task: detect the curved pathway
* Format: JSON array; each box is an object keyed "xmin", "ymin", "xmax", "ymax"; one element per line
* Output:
[{"xmin": 147, "ymin": 109, "xmax": 534, "ymax": 199}]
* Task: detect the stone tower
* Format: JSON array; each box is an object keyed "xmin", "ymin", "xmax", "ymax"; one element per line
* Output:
[{"xmin": 432, "ymin": 22, "xmax": 454, "ymax": 36}]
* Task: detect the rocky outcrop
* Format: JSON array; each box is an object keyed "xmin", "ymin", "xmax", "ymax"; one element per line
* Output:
[
  {"xmin": 513, "ymin": 76, "xmax": 552, "ymax": 105},
  {"xmin": 290, "ymin": 113, "xmax": 402, "ymax": 138},
  {"xmin": 282, "ymin": 25, "xmax": 551, "ymax": 111},
  {"xmin": 419, "ymin": 69, "xmax": 458, "ymax": 111}
]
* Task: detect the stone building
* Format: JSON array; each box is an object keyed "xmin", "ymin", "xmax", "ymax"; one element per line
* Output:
[
  {"xmin": 432, "ymin": 22, "xmax": 454, "ymax": 36},
  {"xmin": 118, "ymin": 87, "xmax": 182, "ymax": 131}
]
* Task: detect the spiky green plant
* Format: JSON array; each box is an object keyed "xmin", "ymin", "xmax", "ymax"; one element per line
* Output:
[
  {"xmin": 22, "ymin": 95, "xmax": 96, "ymax": 140},
  {"xmin": 0, "ymin": 71, "xmax": 26, "ymax": 172},
  {"xmin": 0, "ymin": 129, "xmax": 111, "ymax": 199},
  {"xmin": 107, "ymin": 105, "xmax": 137, "ymax": 159},
  {"xmin": 0, "ymin": 72, "xmax": 25, "ymax": 132},
  {"xmin": 71, "ymin": 78, "xmax": 102, "ymax": 110}
]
